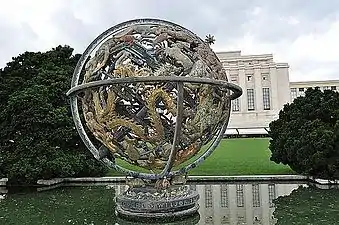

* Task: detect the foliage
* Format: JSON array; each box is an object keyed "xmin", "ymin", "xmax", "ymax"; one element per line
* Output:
[
  {"xmin": 0, "ymin": 46, "xmax": 107, "ymax": 184},
  {"xmin": 269, "ymin": 88, "xmax": 339, "ymax": 179}
]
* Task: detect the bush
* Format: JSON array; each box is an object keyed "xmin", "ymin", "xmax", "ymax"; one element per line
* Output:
[
  {"xmin": 0, "ymin": 46, "xmax": 107, "ymax": 185},
  {"xmin": 269, "ymin": 88, "xmax": 339, "ymax": 179}
]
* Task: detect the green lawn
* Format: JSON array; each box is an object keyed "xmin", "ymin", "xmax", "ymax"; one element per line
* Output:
[{"xmin": 107, "ymin": 138, "xmax": 295, "ymax": 176}]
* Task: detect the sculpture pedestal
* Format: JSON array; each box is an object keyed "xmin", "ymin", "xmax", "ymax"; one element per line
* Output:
[{"xmin": 115, "ymin": 185, "xmax": 199, "ymax": 220}]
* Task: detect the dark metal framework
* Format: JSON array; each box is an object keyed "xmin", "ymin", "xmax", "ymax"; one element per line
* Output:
[{"xmin": 67, "ymin": 19, "xmax": 242, "ymax": 180}]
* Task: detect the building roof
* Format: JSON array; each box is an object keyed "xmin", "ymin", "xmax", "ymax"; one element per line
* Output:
[
  {"xmin": 290, "ymin": 80, "xmax": 339, "ymax": 86},
  {"xmin": 216, "ymin": 50, "xmax": 273, "ymax": 61},
  {"xmin": 215, "ymin": 51, "xmax": 289, "ymax": 68}
]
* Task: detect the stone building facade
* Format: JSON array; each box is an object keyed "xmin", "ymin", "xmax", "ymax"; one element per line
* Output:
[
  {"xmin": 217, "ymin": 51, "xmax": 339, "ymax": 134},
  {"xmin": 216, "ymin": 51, "xmax": 290, "ymax": 134},
  {"xmin": 290, "ymin": 80, "xmax": 339, "ymax": 101}
]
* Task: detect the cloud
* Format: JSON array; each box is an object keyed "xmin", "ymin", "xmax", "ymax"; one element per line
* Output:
[
  {"xmin": 0, "ymin": 0, "xmax": 339, "ymax": 82},
  {"xmin": 216, "ymin": 18, "xmax": 339, "ymax": 81},
  {"xmin": 0, "ymin": 20, "xmax": 38, "ymax": 64}
]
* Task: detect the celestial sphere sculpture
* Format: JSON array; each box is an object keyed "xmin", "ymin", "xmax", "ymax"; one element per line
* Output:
[{"xmin": 67, "ymin": 19, "xmax": 242, "ymax": 219}]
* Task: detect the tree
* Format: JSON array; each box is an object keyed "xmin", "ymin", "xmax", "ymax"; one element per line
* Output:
[
  {"xmin": 269, "ymin": 88, "xmax": 339, "ymax": 179},
  {"xmin": 0, "ymin": 46, "xmax": 107, "ymax": 185}
]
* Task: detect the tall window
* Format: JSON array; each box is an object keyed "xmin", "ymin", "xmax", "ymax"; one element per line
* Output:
[
  {"xmin": 290, "ymin": 88, "xmax": 297, "ymax": 101},
  {"xmin": 220, "ymin": 185, "xmax": 228, "ymax": 208},
  {"xmin": 205, "ymin": 185, "xmax": 213, "ymax": 208},
  {"xmin": 262, "ymin": 88, "xmax": 271, "ymax": 110},
  {"xmin": 236, "ymin": 184, "xmax": 244, "ymax": 207},
  {"xmin": 252, "ymin": 184, "xmax": 261, "ymax": 207},
  {"xmin": 247, "ymin": 89, "xmax": 255, "ymax": 111},
  {"xmin": 232, "ymin": 98, "xmax": 240, "ymax": 112},
  {"xmin": 268, "ymin": 184, "xmax": 276, "ymax": 208}
]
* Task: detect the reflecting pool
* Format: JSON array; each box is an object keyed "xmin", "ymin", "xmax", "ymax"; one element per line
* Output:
[{"xmin": 0, "ymin": 181, "xmax": 338, "ymax": 224}]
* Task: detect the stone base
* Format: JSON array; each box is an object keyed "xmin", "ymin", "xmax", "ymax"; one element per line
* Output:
[{"xmin": 115, "ymin": 185, "xmax": 199, "ymax": 220}]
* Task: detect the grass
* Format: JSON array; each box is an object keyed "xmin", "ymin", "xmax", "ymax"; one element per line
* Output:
[{"xmin": 106, "ymin": 138, "xmax": 295, "ymax": 176}]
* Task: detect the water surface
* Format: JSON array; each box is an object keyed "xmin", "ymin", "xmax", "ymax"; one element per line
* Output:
[{"xmin": 0, "ymin": 181, "xmax": 338, "ymax": 224}]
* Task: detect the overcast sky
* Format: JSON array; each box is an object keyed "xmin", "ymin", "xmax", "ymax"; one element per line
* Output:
[{"xmin": 1, "ymin": 0, "xmax": 339, "ymax": 81}]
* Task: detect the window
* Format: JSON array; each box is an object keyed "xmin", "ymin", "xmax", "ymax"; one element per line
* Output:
[
  {"xmin": 232, "ymin": 98, "xmax": 240, "ymax": 112},
  {"xmin": 205, "ymin": 185, "xmax": 213, "ymax": 208},
  {"xmin": 262, "ymin": 88, "xmax": 271, "ymax": 110},
  {"xmin": 220, "ymin": 185, "xmax": 228, "ymax": 208},
  {"xmin": 221, "ymin": 215, "xmax": 230, "ymax": 224},
  {"xmin": 230, "ymin": 75, "xmax": 238, "ymax": 82},
  {"xmin": 291, "ymin": 88, "xmax": 297, "ymax": 101},
  {"xmin": 268, "ymin": 184, "xmax": 276, "ymax": 208},
  {"xmin": 236, "ymin": 184, "xmax": 244, "ymax": 207},
  {"xmin": 247, "ymin": 75, "xmax": 253, "ymax": 81},
  {"xmin": 237, "ymin": 215, "xmax": 246, "ymax": 224},
  {"xmin": 205, "ymin": 217, "xmax": 213, "ymax": 224},
  {"xmin": 331, "ymin": 86, "xmax": 337, "ymax": 91},
  {"xmin": 252, "ymin": 184, "xmax": 261, "ymax": 207},
  {"xmin": 262, "ymin": 73, "xmax": 269, "ymax": 81},
  {"xmin": 247, "ymin": 89, "xmax": 255, "ymax": 111}
]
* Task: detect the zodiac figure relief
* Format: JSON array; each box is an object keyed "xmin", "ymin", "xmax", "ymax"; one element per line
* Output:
[
  {"xmin": 80, "ymin": 22, "xmax": 229, "ymax": 172},
  {"xmin": 162, "ymin": 43, "xmax": 193, "ymax": 74}
]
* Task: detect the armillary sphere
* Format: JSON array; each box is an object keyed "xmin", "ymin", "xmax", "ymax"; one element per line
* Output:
[{"xmin": 66, "ymin": 18, "xmax": 242, "ymax": 181}]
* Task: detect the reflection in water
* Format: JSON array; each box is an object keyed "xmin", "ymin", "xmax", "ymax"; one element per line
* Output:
[
  {"xmin": 0, "ymin": 186, "xmax": 7, "ymax": 202},
  {"xmin": 194, "ymin": 183, "xmax": 306, "ymax": 225},
  {"xmin": 112, "ymin": 182, "xmax": 307, "ymax": 225},
  {"xmin": 0, "ymin": 187, "xmax": 7, "ymax": 194},
  {"xmin": 1, "ymin": 182, "xmax": 309, "ymax": 225},
  {"xmin": 274, "ymin": 186, "xmax": 339, "ymax": 225}
]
